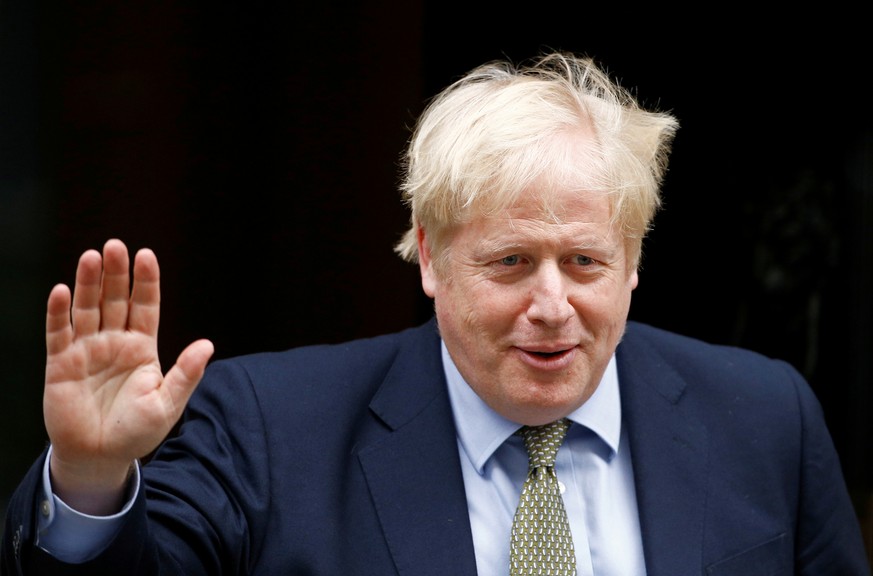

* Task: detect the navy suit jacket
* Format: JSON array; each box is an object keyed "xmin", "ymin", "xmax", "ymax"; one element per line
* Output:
[{"xmin": 3, "ymin": 319, "xmax": 869, "ymax": 575}]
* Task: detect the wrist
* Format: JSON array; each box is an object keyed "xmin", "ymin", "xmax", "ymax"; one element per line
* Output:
[{"xmin": 48, "ymin": 450, "xmax": 136, "ymax": 516}]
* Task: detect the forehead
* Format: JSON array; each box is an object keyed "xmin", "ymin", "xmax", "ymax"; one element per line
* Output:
[
  {"xmin": 473, "ymin": 184, "xmax": 613, "ymax": 229},
  {"xmin": 511, "ymin": 184, "xmax": 610, "ymax": 220},
  {"xmin": 460, "ymin": 187, "xmax": 618, "ymax": 248}
]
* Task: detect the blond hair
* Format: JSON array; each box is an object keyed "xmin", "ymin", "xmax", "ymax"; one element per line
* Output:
[{"xmin": 394, "ymin": 52, "xmax": 679, "ymax": 271}]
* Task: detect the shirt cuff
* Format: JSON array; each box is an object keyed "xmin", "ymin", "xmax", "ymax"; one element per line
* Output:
[{"xmin": 36, "ymin": 445, "xmax": 140, "ymax": 563}]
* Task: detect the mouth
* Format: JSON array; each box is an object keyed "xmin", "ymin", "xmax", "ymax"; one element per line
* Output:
[
  {"xmin": 514, "ymin": 345, "xmax": 578, "ymax": 370},
  {"xmin": 529, "ymin": 349, "xmax": 569, "ymax": 358}
]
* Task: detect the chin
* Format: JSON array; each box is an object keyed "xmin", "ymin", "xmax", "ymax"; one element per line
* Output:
[{"xmin": 506, "ymin": 394, "xmax": 581, "ymax": 426}]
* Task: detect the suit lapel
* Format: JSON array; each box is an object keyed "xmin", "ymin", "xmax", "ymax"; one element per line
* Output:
[
  {"xmin": 617, "ymin": 326, "xmax": 710, "ymax": 576},
  {"xmin": 358, "ymin": 321, "xmax": 478, "ymax": 576}
]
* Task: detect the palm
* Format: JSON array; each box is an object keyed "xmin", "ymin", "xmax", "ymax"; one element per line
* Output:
[{"xmin": 45, "ymin": 327, "xmax": 170, "ymax": 462}]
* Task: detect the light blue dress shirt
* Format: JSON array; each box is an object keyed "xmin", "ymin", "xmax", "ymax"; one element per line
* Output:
[{"xmin": 442, "ymin": 343, "xmax": 646, "ymax": 576}]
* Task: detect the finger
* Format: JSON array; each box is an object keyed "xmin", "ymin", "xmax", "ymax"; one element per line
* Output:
[
  {"xmin": 70, "ymin": 249, "xmax": 104, "ymax": 337},
  {"xmin": 160, "ymin": 339, "xmax": 215, "ymax": 419},
  {"xmin": 99, "ymin": 239, "xmax": 132, "ymax": 331},
  {"xmin": 46, "ymin": 283, "xmax": 73, "ymax": 356},
  {"xmin": 128, "ymin": 248, "xmax": 161, "ymax": 336}
]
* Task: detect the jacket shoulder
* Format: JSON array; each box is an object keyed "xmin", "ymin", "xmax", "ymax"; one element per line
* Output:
[
  {"xmin": 621, "ymin": 321, "xmax": 801, "ymax": 380},
  {"xmin": 212, "ymin": 319, "xmax": 441, "ymax": 382}
]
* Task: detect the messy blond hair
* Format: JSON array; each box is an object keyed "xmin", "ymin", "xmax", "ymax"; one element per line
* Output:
[{"xmin": 394, "ymin": 52, "xmax": 678, "ymax": 272}]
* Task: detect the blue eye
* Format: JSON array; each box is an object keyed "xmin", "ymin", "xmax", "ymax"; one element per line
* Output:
[
  {"xmin": 501, "ymin": 255, "xmax": 520, "ymax": 266},
  {"xmin": 572, "ymin": 255, "xmax": 594, "ymax": 266}
]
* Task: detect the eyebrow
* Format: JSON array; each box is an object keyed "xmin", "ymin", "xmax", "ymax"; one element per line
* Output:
[{"xmin": 472, "ymin": 234, "xmax": 617, "ymax": 261}]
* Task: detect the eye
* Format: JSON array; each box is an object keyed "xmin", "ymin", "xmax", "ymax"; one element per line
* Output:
[
  {"xmin": 570, "ymin": 254, "xmax": 595, "ymax": 266},
  {"xmin": 500, "ymin": 255, "xmax": 521, "ymax": 266}
]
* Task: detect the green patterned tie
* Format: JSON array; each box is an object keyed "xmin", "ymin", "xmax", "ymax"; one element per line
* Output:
[{"xmin": 509, "ymin": 418, "xmax": 576, "ymax": 576}]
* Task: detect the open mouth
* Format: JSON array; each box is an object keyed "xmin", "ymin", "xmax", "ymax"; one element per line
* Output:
[
  {"xmin": 513, "ymin": 346, "xmax": 577, "ymax": 371},
  {"xmin": 531, "ymin": 350, "xmax": 566, "ymax": 358}
]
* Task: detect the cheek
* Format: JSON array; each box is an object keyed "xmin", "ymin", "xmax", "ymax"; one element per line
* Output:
[
  {"xmin": 570, "ymin": 281, "xmax": 635, "ymax": 324},
  {"xmin": 436, "ymin": 281, "xmax": 517, "ymax": 340},
  {"xmin": 467, "ymin": 284, "xmax": 527, "ymax": 327}
]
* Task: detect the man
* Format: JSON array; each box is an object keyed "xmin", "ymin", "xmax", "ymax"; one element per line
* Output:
[{"xmin": 2, "ymin": 52, "xmax": 869, "ymax": 575}]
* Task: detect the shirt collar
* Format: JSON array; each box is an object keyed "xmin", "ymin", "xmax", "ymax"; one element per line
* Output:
[{"xmin": 442, "ymin": 341, "xmax": 622, "ymax": 474}]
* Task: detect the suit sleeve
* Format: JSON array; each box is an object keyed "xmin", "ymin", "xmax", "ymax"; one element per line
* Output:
[
  {"xmin": 787, "ymin": 361, "xmax": 870, "ymax": 574},
  {"xmin": 1, "ymin": 357, "xmax": 273, "ymax": 576},
  {"xmin": 1, "ymin": 448, "xmax": 151, "ymax": 576},
  {"xmin": 2, "ymin": 450, "xmax": 47, "ymax": 576}
]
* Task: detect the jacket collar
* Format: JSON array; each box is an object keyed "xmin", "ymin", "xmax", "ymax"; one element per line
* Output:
[
  {"xmin": 617, "ymin": 322, "xmax": 710, "ymax": 576},
  {"xmin": 359, "ymin": 319, "xmax": 479, "ymax": 576}
]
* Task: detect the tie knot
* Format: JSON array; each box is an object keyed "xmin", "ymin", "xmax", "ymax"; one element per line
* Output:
[{"xmin": 520, "ymin": 418, "xmax": 570, "ymax": 469}]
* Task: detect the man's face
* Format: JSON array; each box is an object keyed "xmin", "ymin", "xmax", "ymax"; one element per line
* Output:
[{"xmin": 419, "ymin": 187, "xmax": 638, "ymax": 426}]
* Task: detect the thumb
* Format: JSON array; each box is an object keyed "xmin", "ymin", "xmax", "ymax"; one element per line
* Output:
[{"xmin": 161, "ymin": 339, "xmax": 215, "ymax": 419}]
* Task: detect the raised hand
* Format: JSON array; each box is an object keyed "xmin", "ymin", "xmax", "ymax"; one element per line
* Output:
[{"xmin": 43, "ymin": 239, "xmax": 214, "ymax": 514}]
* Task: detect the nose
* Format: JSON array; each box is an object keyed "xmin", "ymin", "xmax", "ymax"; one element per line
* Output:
[{"xmin": 525, "ymin": 262, "xmax": 575, "ymax": 327}]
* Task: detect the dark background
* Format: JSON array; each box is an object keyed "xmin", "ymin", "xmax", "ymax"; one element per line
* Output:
[{"xmin": 2, "ymin": 0, "xmax": 870, "ymax": 552}]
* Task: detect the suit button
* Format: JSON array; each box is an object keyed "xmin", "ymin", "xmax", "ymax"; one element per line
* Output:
[{"xmin": 40, "ymin": 499, "xmax": 50, "ymax": 517}]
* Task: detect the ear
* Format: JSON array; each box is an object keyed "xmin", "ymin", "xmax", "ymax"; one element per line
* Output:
[{"xmin": 417, "ymin": 227, "xmax": 437, "ymax": 298}]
